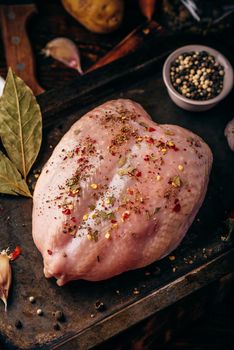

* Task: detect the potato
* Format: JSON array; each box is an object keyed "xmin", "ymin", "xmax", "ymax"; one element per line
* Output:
[{"xmin": 62, "ymin": 0, "xmax": 124, "ymax": 34}]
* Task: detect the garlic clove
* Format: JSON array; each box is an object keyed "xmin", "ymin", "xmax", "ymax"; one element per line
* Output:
[
  {"xmin": 225, "ymin": 118, "xmax": 234, "ymax": 152},
  {"xmin": 0, "ymin": 76, "xmax": 5, "ymax": 96},
  {"xmin": 0, "ymin": 251, "xmax": 12, "ymax": 312},
  {"xmin": 42, "ymin": 37, "xmax": 83, "ymax": 74}
]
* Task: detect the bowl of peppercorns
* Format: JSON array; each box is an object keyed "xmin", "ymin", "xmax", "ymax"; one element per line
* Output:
[{"xmin": 163, "ymin": 45, "xmax": 233, "ymax": 112}]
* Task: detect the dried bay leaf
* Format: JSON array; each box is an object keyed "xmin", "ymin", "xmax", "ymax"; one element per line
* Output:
[
  {"xmin": 0, "ymin": 68, "xmax": 42, "ymax": 180},
  {"xmin": 0, "ymin": 151, "xmax": 32, "ymax": 197}
]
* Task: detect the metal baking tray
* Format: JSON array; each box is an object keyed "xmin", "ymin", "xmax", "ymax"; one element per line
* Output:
[{"xmin": 0, "ymin": 34, "xmax": 233, "ymax": 350}]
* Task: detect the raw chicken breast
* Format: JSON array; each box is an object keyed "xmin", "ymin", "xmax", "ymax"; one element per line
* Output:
[{"xmin": 32, "ymin": 99, "xmax": 212, "ymax": 285}]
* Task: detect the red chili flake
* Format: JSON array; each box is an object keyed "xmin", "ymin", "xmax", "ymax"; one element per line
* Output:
[
  {"xmin": 62, "ymin": 208, "xmax": 71, "ymax": 215},
  {"xmin": 173, "ymin": 203, "xmax": 181, "ymax": 212},
  {"xmin": 149, "ymin": 127, "xmax": 156, "ymax": 132},
  {"xmin": 75, "ymin": 147, "xmax": 80, "ymax": 154},
  {"xmin": 146, "ymin": 137, "xmax": 154, "ymax": 144},
  {"xmin": 111, "ymin": 219, "xmax": 117, "ymax": 224},
  {"xmin": 77, "ymin": 157, "xmax": 84, "ymax": 163},
  {"xmin": 144, "ymin": 155, "xmax": 150, "ymax": 161},
  {"xmin": 68, "ymin": 192, "xmax": 76, "ymax": 197},
  {"xmin": 174, "ymin": 198, "xmax": 179, "ymax": 204},
  {"xmin": 136, "ymin": 171, "xmax": 142, "ymax": 177},
  {"xmin": 122, "ymin": 212, "xmax": 130, "ymax": 221},
  {"xmin": 10, "ymin": 246, "xmax": 21, "ymax": 261},
  {"xmin": 187, "ymin": 189, "xmax": 191, "ymax": 192},
  {"xmin": 47, "ymin": 249, "xmax": 53, "ymax": 255},
  {"xmin": 71, "ymin": 217, "xmax": 77, "ymax": 223},
  {"xmin": 127, "ymin": 188, "xmax": 134, "ymax": 195},
  {"xmin": 169, "ymin": 145, "xmax": 179, "ymax": 151}
]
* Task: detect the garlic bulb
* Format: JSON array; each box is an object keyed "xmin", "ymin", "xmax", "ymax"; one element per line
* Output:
[
  {"xmin": 42, "ymin": 37, "xmax": 83, "ymax": 74},
  {"xmin": 0, "ymin": 251, "xmax": 12, "ymax": 312}
]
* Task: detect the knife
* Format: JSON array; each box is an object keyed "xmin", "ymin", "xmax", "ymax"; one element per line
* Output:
[
  {"xmin": 0, "ymin": 0, "xmax": 44, "ymax": 95},
  {"xmin": 87, "ymin": 20, "xmax": 165, "ymax": 73}
]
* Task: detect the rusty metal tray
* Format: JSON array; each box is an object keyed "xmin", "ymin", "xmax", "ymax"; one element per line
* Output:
[{"xmin": 0, "ymin": 33, "xmax": 234, "ymax": 350}]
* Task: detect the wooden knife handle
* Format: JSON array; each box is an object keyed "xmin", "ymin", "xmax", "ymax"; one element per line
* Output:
[{"xmin": 0, "ymin": 4, "xmax": 44, "ymax": 95}]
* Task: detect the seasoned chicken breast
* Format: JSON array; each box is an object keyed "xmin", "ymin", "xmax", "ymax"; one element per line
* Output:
[{"xmin": 32, "ymin": 99, "xmax": 212, "ymax": 285}]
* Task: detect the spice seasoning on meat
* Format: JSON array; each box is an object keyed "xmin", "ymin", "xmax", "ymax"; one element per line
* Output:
[
  {"xmin": 62, "ymin": 208, "xmax": 71, "ymax": 215},
  {"xmin": 154, "ymin": 207, "xmax": 161, "ymax": 214},
  {"xmin": 118, "ymin": 155, "xmax": 127, "ymax": 167},
  {"xmin": 122, "ymin": 211, "xmax": 130, "ymax": 221},
  {"xmin": 178, "ymin": 164, "xmax": 184, "ymax": 171},
  {"xmin": 83, "ymin": 214, "xmax": 88, "ymax": 221},
  {"xmin": 164, "ymin": 130, "xmax": 174, "ymax": 136},
  {"xmin": 173, "ymin": 199, "xmax": 181, "ymax": 213},
  {"xmin": 105, "ymin": 232, "xmax": 111, "ymax": 239},
  {"xmin": 90, "ymin": 183, "xmax": 98, "ymax": 190},
  {"xmin": 117, "ymin": 167, "xmax": 137, "ymax": 177},
  {"xmin": 170, "ymin": 176, "xmax": 182, "ymax": 188},
  {"xmin": 51, "ymin": 106, "xmax": 187, "ymax": 246},
  {"xmin": 105, "ymin": 195, "xmax": 116, "ymax": 205},
  {"xmin": 87, "ymin": 230, "xmax": 99, "ymax": 242}
]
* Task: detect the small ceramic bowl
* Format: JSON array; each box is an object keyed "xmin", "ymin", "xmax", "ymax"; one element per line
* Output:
[{"xmin": 163, "ymin": 45, "xmax": 234, "ymax": 112}]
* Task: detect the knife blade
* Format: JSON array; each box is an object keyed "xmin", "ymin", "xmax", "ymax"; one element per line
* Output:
[
  {"xmin": 0, "ymin": 0, "xmax": 44, "ymax": 95},
  {"xmin": 87, "ymin": 20, "xmax": 165, "ymax": 73}
]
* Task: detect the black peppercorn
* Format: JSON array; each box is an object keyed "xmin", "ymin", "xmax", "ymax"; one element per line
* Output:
[
  {"xmin": 170, "ymin": 50, "xmax": 225, "ymax": 101},
  {"xmin": 54, "ymin": 310, "xmax": 65, "ymax": 322},
  {"xmin": 95, "ymin": 300, "xmax": 106, "ymax": 312},
  {"xmin": 15, "ymin": 320, "xmax": 23, "ymax": 329},
  {"xmin": 53, "ymin": 323, "xmax": 60, "ymax": 331}
]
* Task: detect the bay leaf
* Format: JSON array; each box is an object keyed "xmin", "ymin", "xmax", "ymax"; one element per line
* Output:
[
  {"xmin": 0, "ymin": 151, "xmax": 32, "ymax": 197},
  {"xmin": 0, "ymin": 68, "xmax": 42, "ymax": 180}
]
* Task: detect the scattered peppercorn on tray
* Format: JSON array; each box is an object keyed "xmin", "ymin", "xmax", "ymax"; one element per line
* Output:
[{"xmin": 0, "ymin": 35, "xmax": 234, "ymax": 350}]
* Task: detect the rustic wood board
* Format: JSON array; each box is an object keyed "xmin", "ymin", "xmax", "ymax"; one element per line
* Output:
[{"xmin": 0, "ymin": 36, "xmax": 234, "ymax": 350}]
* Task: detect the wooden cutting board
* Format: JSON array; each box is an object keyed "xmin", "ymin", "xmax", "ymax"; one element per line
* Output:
[{"xmin": 0, "ymin": 34, "xmax": 234, "ymax": 350}]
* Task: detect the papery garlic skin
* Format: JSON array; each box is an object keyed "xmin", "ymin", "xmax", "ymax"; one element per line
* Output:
[{"xmin": 0, "ymin": 251, "xmax": 12, "ymax": 312}]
